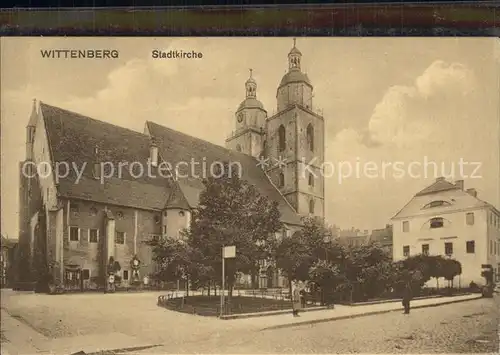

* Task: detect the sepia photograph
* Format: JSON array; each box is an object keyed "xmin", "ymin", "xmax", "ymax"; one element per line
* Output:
[{"xmin": 0, "ymin": 36, "xmax": 499, "ymax": 354}]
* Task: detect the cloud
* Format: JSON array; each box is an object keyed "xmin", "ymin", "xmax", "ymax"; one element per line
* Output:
[{"xmin": 363, "ymin": 60, "xmax": 476, "ymax": 149}]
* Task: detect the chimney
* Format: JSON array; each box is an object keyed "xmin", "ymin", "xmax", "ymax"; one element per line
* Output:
[
  {"xmin": 436, "ymin": 177, "xmax": 446, "ymax": 182},
  {"xmin": 149, "ymin": 137, "xmax": 158, "ymax": 167},
  {"xmin": 455, "ymin": 180, "xmax": 464, "ymax": 190},
  {"xmin": 466, "ymin": 188, "xmax": 477, "ymax": 198}
]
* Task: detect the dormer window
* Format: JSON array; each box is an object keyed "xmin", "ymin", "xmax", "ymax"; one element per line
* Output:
[
  {"xmin": 423, "ymin": 200, "xmax": 451, "ymax": 209},
  {"xmin": 430, "ymin": 217, "xmax": 444, "ymax": 229}
]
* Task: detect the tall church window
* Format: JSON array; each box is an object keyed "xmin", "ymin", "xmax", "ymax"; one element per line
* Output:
[
  {"xmin": 278, "ymin": 172, "xmax": 285, "ymax": 188},
  {"xmin": 278, "ymin": 125, "xmax": 286, "ymax": 152},
  {"xmin": 309, "ymin": 199, "xmax": 315, "ymax": 214},
  {"xmin": 306, "ymin": 124, "xmax": 314, "ymax": 152},
  {"xmin": 308, "ymin": 173, "xmax": 314, "ymax": 187}
]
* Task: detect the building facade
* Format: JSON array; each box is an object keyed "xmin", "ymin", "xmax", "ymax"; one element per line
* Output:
[
  {"xmin": 17, "ymin": 41, "xmax": 322, "ymax": 292},
  {"xmin": 391, "ymin": 177, "xmax": 500, "ymax": 287},
  {"xmin": 369, "ymin": 224, "xmax": 393, "ymax": 254}
]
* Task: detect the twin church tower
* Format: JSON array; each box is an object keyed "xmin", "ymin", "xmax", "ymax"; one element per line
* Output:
[{"xmin": 226, "ymin": 39, "xmax": 325, "ymax": 219}]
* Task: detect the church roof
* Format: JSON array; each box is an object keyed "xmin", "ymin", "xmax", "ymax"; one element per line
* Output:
[
  {"xmin": 279, "ymin": 70, "xmax": 312, "ymax": 88},
  {"xmin": 289, "ymin": 46, "xmax": 302, "ymax": 55},
  {"xmin": 146, "ymin": 121, "xmax": 303, "ymax": 226},
  {"xmin": 237, "ymin": 97, "xmax": 265, "ymax": 111},
  {"xmin": 39, "ymin": 103, "xmax": 301, "ymax": 225},
  {"xmin": 41, "ymin": 103, "xmax": 172, "ymax": 210}
]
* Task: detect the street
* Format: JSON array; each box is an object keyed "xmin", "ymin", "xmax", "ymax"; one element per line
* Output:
[{"xmin": 1, "ymin": 289, "xmax": 498, "ymax": 354}]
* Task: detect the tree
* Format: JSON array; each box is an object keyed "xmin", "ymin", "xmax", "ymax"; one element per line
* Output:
[
  {"xmin": 441, "ymin": 259, "xmax": 462, "ymax": 288},
  {"xmin": 147, "ymin": 236, "xmax": 191, "ymax": 292},
  {"xmin": 184, "ymin": 162, "xmax": 282, "ymax": 303}
]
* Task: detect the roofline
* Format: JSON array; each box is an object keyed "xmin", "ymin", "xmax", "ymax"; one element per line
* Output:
[
  {"xmin": 415, "ymin": 186, "xmax": 460, "ymax": 196},
  {"xmin": 390, "ymin": 203, "xmax": 492, "ymax": 221},
  {"xmin": 58, "ymin": 195, "xmax": 164, "ymax": 213}
]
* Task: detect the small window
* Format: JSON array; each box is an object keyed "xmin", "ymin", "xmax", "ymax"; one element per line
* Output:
[
  {"xmin": 179, "ymin": 211, "xmax": 185, "ymax": 217},
  {"xmin": 89, "ymin": 207, "xmax": 97, "ymax": 216},
  {"xmin": 115, "ymin": 232, "xmax": 125, "ymax": 245},
  {"xmin": 236, "ymin": 144, "xmax": 242, "ymax": 152},
  {"xmin": 309, "ymin": 199, "xmax": 315, "ymax": 214},
  {"xmin": 82, "ymin": 269, "xmax": 90, "ymax": 280},
  {"xmin": 163, "ymin": 226, "xmax": 167, "ymax": 234},
  {"xmin": 89, "ymin": 229, "xmax": 99, "ymax": 243},
  {"xmin": 164, "ymin": 211, "xmax": 167, "ymax": 216},
  {"xmin": 403, "ymin": 245, "xmax": 410, "ymax": 257},
  {"xmin": 278, "ymin": 125, "xmax": 286, "ymax": 152},
  {"xmin": 278, "ymin": 172, "xmax": 285, "ymax": 188},
  {"xmin": 123, "ymin": 270, "xmax": 129, "ymax": 281},
  {"xmin": 490, "ymin": 240, "xmax": 494, "ymax": 255},
  {"xmin": 466, "ymin": 212, "xmax": 474, "ymax": 225},
  {"xmin": 308, "ymin": 173, "xmax": 314, "ymax": 187},
  {"xmin": 154, "ymin": 215, "xmax": 161, "ymax": 224},
  {"xmin": 445, "ymin": 242, "xmax": 453, "ymax": 256},
  {"xmin": 69, "ymin": 227, "xmax": 79, "ymax": 242},
  {"xmin": 402, "ymin": 221, "xmax": 409, "ymax": 233},
  {"xmin": 430, "ymin": 218, "xmax": 444, "ymax": 229},
  {"xmin": 422, "ymin": 244, "xmax": 429, "ymax": 256},
  {"xmin": 116, "ymin": 211, "xmax": 123, "ymax": 219},
  {"xmin": 466, "ymin": 240, "xmax": 475, "ymax": 254}
]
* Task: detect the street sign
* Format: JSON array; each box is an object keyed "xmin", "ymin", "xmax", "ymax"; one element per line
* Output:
[{"xmin": 223, "ymin": 246, "xmax": 236, "ymax": 259}]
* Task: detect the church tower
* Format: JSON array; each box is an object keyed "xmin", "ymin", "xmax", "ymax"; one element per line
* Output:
[
  {"xmin": 226, "ymin": 69, "xmax": 267, "ymax": 158},
  {"xmin": 265, "ymin": 39, "xmax": 325, "ymax": 218}
]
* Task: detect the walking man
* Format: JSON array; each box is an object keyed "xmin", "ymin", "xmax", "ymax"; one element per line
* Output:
[{"xmin": 402, "ymin": 282, "xmax": 412, "ymax": 314}]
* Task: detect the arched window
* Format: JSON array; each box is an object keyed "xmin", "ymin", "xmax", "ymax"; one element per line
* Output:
[
  {"xmin": 278, "ymin": 125, "xmax": 286, "ymax": 152},
  {"xmin": 278, "ymin": 172, "xmax": 285, "ymax": 188},
  {"xmin": 309, "ymin": 199, "xmax": 315, "ymax": 214},
  {"xmin": 430, "ymin": 217, "xmax": 444, "ymax": 229},
  {"xmin": 306, "ymin": 124, "xmax": 314, "ymax": 152},
  {"xmin": 236, "ymin": 144, "xmax": 242, "ymax": 152},
  {"xmin": 423, "ymin": 200, "xmax": 451, "ymax": 209},
  {"xmin": 308, "ymin": 173, "xmax": 314, "ymax": 187},
  {"xmin": 262, "ymin": 140, "xmax": 267, "ymax": 155}
]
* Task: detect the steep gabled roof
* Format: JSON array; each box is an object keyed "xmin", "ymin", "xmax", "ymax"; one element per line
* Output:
[
  {"xmin": 415, "ymin": 179, "xmax": 460, "ymax": 196},
  {"xmin": 392, "ymin": 179, "xmax": 492, "ymax": 220},
  {"xmin": 39, "ymin": 102, "xmax": 303, "ymax": 226},
  {"xmin": 146, "ymin": 121, "xmax": 303, "ymax": 226},
  {"xmin": 40, "ymin": 103, "xmax": 171, "ymax": 210}
]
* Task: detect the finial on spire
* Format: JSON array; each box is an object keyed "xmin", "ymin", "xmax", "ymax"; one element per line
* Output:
[
  {"xmin": 293, "ymin": 38, "xmax": 296, "ymax": 47},
  {"xmin": 249, "ymin": 68, "xmax": 253, "ymax": 78}
]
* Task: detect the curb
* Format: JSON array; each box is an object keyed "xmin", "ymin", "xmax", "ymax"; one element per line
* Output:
[
  {"xmin": 220, "ymin": 306, "xmax": 328, "ymax": 320},
  {"xmin": 260, "ymin": 295, "xmax": 483, "ymax": 331}
]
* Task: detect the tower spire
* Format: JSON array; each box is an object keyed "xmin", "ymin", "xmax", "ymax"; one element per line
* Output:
[
  {"xmin": 28, "ymin": 98, "xmax": 38, "ymax": 127},
  {"xmin": 288, "ymin": 38, "xmax": 302, "ymax": 71},
  {"xmin": 245, "ymin": 68, "xmax": 257, "ymax": 98}
]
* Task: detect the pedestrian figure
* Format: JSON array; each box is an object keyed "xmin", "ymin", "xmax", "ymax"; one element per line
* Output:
[
  {"xmin": 292, "ymin": 283, "xmax": 302, "ymax": 317},
  {"xmin": 300, "ymin": 288, "xmax": 306, "ymax": 308},
  {"xmin": 402, "ymin": 283, "xmax": 412, "ymax": 314}
]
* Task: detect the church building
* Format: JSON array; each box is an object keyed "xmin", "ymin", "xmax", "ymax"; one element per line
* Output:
[{"xmin": 17, "ymin": 40, "xmax": 325, "ymax": 292}]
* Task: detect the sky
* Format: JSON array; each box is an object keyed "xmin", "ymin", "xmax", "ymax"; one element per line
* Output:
[{"xmin": 1, "ymin": 37, "xmax": 499, "ymax": 238}]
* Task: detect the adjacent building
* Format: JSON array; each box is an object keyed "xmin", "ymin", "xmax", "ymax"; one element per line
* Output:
[
  {"xmin": 333, "ymin": 226, "xmax": 371, "ymax": 247},
  {"xmin": 1, "ymin": 235, "xmax": 18, "ymax": 288},
  {"xmin": 391, "ymin": 177, "xmax": 500, "ymax": 287},
  {"xmin": 17, "ymin": 40, "xmax": 325, "ymax": 292},
  {"xmin": 369, "ymin": 224, "xmax": 393, "ymax": 254}
]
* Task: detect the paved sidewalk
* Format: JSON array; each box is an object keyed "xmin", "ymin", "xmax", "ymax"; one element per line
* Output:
[
  {"xmin": 231, "ymin": 293, "xmax": 483, "ymax": 331},
  {"xmin": 0, "ymin": 308, "xmax": 48, "ymax": 355}
]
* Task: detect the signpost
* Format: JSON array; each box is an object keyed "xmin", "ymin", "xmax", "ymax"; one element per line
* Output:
[{"xmin": 220, "ymin": 246, "xmax": 236, "ymax": 318}]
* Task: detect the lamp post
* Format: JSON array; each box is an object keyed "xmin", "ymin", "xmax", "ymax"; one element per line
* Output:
[{"xmin": 220, "ymin": 246, "xmax": 236, "ymax": 318}]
